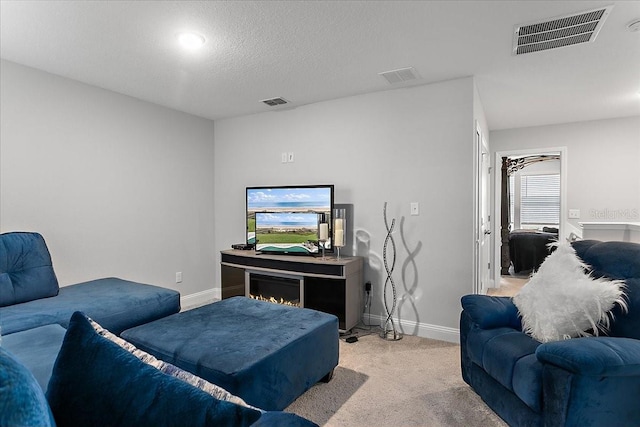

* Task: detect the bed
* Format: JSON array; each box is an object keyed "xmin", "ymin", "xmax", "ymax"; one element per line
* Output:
[{"xmin": 508, "ymin": 229, "xmax": 558, "ymax": 274}]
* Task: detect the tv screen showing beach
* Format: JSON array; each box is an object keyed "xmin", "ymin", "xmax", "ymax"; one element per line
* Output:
[
  {"xmin": 255, "ymin": 212, "xmax": 320, "ymax": 253},
  {"xmin": 246, "ymin": 185, "xmax": 333, "ymax": 253}
]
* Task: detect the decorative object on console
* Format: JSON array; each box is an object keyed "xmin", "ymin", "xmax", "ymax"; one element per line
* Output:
[
  {"xmin": 318, "ymin": 213, "xmax": 329, "ymax": 260},
  {"xmin": 333, "ymin": 208, "xmax": 346, "ymax": 260},
  {"xmin": 381, "ymin": 202, "xmax": 402, "ymax": 341},
  {"xmin": 513, "ymin": 242, "xmax": 627, "ymax": 342}
]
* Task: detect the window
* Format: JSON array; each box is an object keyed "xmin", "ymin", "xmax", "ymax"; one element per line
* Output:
[{"xmin": 510, "ymin": 174, "xmax": 560, "ymax": 228}]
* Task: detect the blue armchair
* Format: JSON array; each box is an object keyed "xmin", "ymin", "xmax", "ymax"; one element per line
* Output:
[{"xmin": 460, "ymin": 240, "xmax": 640, "ymax": 427}]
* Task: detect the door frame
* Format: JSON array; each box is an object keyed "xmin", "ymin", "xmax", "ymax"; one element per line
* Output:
[{"xmin": 491, "ymin": 146, "xmax": 568, "ymax": 287}]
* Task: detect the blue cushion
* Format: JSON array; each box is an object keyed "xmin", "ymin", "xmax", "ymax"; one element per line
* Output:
[
  {"xmin": 46, "ymin": 311, "xmax": 262, "ymax": 427},
  {"xmin": 1, "ymin": 324, "xmax": 67, "ymax": 391},
  {"xmin": 465, "ymin": 325, "xmax": 543, "ymax": 412},
  {"xmin": 574, "ymin": 241, "xmax": 640, "ymax": 340},
  {"xmin": 609, "ymin": 278, "xmax": 640, "ymax": 340},
  {"xmin": 537, "ymin": 337, "xmax": 640, "ymax": 376},
  {"xmin": 0, "ymin": 346, "xmax": 56, "ymax": 427},
  {"xmin": 0, "ymin": 277, "xmax": 180, "ymax": 335},
  {"xmin": 483, "ymin": 332, "xmax": 540, "ymax": 392},
  {"xmin": 0, "ymin": 232, "xmax": 59, "ymax": 307},
  {"xmin": 122, "ymin": 297, "xmax": 339, "ymax": 411},
  {"xmin": 512, "ymin": 354, "xmax": 543, "ymax": 412},
  {"xmin": 466, "ymin": 326, "xmax": 521, "ymax": 367},
  {"xmin": 461, "ymin": 295, "xmax": 522, "ymax": 329},
  {"xmin": 570, "ymin": 239, "xmax": 600, "ymax": 257},
  {"xmin": 575, "ymin": 241, "xmax": 640, "ymax": 280}
]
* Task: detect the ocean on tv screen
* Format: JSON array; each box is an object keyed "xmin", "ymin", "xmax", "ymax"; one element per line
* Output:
[{"xmin": 246, "ymin": 186, "xmax": 333, "ymax": 252}]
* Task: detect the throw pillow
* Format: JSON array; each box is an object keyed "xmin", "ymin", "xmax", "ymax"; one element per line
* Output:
[
  {"xmin": 0, "ymin": 347, "xmax": 56, "ymax": 427},
  {"xmin": 513, "ymin": 242, "xmax": 627, "ymax": 342},
  {"xmin": 0, "ymin": 232, "xmax": 59, "ymax": 307},
  {"xmin": 46, "ymin": 311, "xmax": 262, "ymax": 427},
  {"xmin": 88, "ymin": 317, "xmax": 259, "ymax": 411}
]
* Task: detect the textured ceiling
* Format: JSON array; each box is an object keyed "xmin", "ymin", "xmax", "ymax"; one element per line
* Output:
[{"xmin": 1, "ymin": 0, "xmax": 639, "ymax": 130}]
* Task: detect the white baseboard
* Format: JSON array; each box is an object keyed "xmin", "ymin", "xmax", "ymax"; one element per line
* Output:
[
  {"xmin": 365, "ymin": 314, "xmax": 460, "ymax": 344},
  {"xmin": 180, "ymin": 288, "xmax": 220, "ymax": 311},
  {"xmin": 484, "ymin": 278, "xmax": 497, "ymax": 292}
]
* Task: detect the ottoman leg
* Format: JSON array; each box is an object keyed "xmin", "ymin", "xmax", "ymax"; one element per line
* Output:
[{"xmin": 320, "ymin": 368, "xmax": 335, "ymax": 383}]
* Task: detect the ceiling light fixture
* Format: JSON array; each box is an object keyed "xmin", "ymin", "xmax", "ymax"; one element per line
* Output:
[{"xmin": 177, "ymin": 32, "xmax": 206, "ymax": 50}]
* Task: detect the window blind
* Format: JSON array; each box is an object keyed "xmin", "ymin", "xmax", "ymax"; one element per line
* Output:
[{"xmin": 520, "ymin": 174, "xmax": 560, "ymax": 225}]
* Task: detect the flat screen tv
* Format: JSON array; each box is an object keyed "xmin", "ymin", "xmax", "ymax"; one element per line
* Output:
[{"xmin": 246, "ymin": 185, "xmax": 334, "ymax": 255}]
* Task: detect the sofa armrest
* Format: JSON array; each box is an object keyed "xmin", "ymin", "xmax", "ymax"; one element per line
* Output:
[
  {"xmin": 537, "ymin": 337, "xmax": 640, "ymax": 376},
  {"xmin": 460, "ymin": 295, "xmax": 522, "ymax": 330}
]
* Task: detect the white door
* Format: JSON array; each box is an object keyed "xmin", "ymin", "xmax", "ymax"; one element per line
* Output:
[
  {"xmin": 474, "ymin": 123, "xmax": 491, "ymax": 294},
  {"xmin": 479, "ymin": 138, "xmax": 491, "ymax": 293}
]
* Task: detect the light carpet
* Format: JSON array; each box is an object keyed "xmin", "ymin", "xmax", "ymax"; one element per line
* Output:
[{"xmin": 285, "ymin": 332, "xmax": 507, "ymax": 427}]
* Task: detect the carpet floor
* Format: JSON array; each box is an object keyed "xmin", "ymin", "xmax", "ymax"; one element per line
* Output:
[{"xmin": 285, "ymin": 331, "xmax": 507, "ymax": 427}]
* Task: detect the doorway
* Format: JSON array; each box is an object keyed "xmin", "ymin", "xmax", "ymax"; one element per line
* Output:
[{"xmin": 491, "ymin": 147, "xmax": 567, "ymax": 290}]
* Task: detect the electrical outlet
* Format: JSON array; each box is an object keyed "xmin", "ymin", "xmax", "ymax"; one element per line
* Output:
[
  {"xmin": 410, "ymin": 202, "xmax": 419, "ymax": 216},
  {"xmin": 568, "ymin": 209, "xmax": 580, "ymax": 219},
  {"xmin": 175, "ymin": 272, "xmax": 182, "ymax": 283}
]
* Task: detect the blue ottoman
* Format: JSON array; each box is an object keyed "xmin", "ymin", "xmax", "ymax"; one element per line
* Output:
[{"xmin": 121, "ymin": 296, "xmax": 339, "ymax": 411}]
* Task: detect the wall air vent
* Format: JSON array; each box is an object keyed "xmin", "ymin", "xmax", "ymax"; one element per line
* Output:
[
  {"xmin": 261, "ymin": 97, "xmax": 289, "ymax": 107},
  {"xmin": 513, "ymin": 5, "xmax": 613, "ymax": 55},
  {"xmin": 379, "ymin": 67, "xmax": 420, "ymax": 85}
]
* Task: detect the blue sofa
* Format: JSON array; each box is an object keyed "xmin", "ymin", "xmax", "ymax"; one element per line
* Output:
[
  {"xmin": 0, "ymin": 231, "xmax": 182, "ymax": 389},
  {"xmin": 0, "ymin": 232, "xmax": 316, "ymax": 426},
  {"xmin": 460, "ymin": 240, "xmax": 640, "ymax": 427}
]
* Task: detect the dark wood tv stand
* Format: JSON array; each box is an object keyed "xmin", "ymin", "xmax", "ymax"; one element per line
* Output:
[{"xmin": 220, "ymin": 250, "xmax": 363, "ymax": 331}]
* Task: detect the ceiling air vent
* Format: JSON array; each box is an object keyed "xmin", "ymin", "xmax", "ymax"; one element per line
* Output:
[
  {"xmin": 379, "ymin": 67, "xmax": 420, "ymax": 85},
  {"xmin": 513, "ymin": 5, "xmax": 613, "ymax": 55},
  {"xmin": 261, "ymin": 97, "xmax": 289, "ymax": 107}
]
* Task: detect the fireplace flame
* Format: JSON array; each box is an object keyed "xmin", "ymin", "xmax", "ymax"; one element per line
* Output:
[{"xmin": 249, "ymin": 294, "xmax": 300, "ymax": 307}]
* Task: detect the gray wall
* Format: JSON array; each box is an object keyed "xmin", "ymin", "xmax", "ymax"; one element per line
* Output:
[
  {"xmin": 0, "ymin": 60, "xmax": 491, "ymax": 340},
  {"xmin": 0, "ymin": 60, "xmax": 217, "ymax": 296},
  {"xmin": 214, "ymin": 77, "xmax": 479, "ymax": 340},
  {"xmin": 491, "ymin": 116, "xmax": 640, "ymax": 233}
]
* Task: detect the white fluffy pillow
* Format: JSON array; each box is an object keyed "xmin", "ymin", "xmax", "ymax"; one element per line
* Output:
[{"xmin": 513, "ymin": 242, "xmax": 626, "ymax": 343}]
